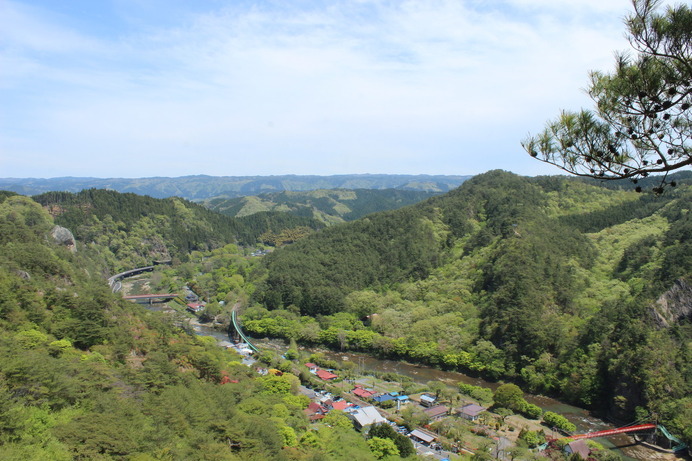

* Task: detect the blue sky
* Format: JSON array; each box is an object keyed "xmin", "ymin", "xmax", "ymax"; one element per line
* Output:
[{"xmin": 0, "ymin": 0, "xmax": 670, "ymax": 178}]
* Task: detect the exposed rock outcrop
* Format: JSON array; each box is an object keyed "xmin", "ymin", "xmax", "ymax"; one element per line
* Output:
[
  {"xmin": 649, "ymin": 278, "xmax": 692, "ymax": 328},
  {"xmin": 50, "ymin": 225, "xmax": 77, "ymax": 253}
]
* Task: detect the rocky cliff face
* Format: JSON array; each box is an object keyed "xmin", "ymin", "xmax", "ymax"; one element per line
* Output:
[
  {"xmin": 50, "ymin": 225, "xmax": 77, "ymax": 253},
  {"xmin": 649, "ymin": 278, "xmax": 692, "ymax": 328}
]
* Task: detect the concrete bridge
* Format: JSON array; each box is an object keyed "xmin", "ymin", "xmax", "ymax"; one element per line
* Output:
[
  {"xmin": 108, "ymin": 261, "xmax": 172, "ymax": 292},
  {"xmin": 122, "ymin": 293, "xmax": 179, "ymax": 304}
]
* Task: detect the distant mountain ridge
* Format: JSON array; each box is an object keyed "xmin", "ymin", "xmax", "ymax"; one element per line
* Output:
[
  {"xmin": 0, "ymin": 174, "xmax": 471, "ymax": 200},
  {"xmin": 203, "ymin": 189, "xmax": 439, "ymax": 225}
]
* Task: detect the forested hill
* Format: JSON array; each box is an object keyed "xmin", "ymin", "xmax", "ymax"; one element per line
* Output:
[
  {"xmin": 0, "ymin": 193, "xmax": 381, "ymax": 459},
  {"xmin": 254, "ymin": 170, "xmax": 691, "ymax": 434},
  {"xmin": 0, "ymin": 174, "xmax": 470, "ymax": 200},
  {"xmin": 203, "ymin": 189, "xmax": 438, "ymax": 224},
  {"xmin": 32, "ymin": 189, "xmax": 324, "ymax": 271}
]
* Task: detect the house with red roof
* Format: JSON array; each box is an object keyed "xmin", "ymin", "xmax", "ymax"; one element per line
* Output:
[
  {"xmin": 186, "ymin": 303, "xmax": 205, "ymax": 313},
  {"xmin": 316, "ymin": 369, "xmax": 338, "ymax": 381},
  {"xmin": 304, "ymin": 363, "xmax": 319, "ymax": 374},
  {"xmin": 304, "ymin": 402, "xmax": 327, "ymax": 421},
  {"xmin": 306, "ymin": 402, "xmax": 326, "ymax": 413},
  {"xmin": 331, "ymin": 400, "xmax": 351, "ymax": 411},
  {"xmin": 352, "ymin": 386, "xmax": 376, "ymax": 399}
]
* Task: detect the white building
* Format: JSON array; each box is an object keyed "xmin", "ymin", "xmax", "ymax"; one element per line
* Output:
[
  {"xmin": 350, "ymin": 406, "xmax": 387, "ymax": 430},
  {"xmin": 420, "ymin": 394, "xmax": 437, "ymax": 407}
]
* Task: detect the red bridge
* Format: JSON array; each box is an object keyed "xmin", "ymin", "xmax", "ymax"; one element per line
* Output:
[
  {"xmin": 562, "ymin": 423, "xmax": 657, "ymax": 441},
  {"xmin": 540, "ymin": 423, "xmax": 687, "ymax": 453}
]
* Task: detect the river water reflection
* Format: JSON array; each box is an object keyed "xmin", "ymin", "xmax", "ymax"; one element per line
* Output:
[{"xmin": 192, "ymin": 324, "xmax": 663, "ymax": 461}]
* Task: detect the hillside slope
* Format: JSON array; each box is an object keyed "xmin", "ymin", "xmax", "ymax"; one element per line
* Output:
[
  {"xmin": 0, "ymin": 193, "xmax": 385, "ymax": 460},
  {"xmin": 252, "ymin": 170, "xmax": 691, "ymax": 439},
  {"xmin": 32, "ymin": 189, "xmax": 324, "ymax": 272}
]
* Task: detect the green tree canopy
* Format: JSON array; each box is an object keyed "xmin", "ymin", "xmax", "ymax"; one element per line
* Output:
[
  {"xmin": 493, "ymin": 383, "xmax": 524, "ymax": 410},
  {"xmin": 367, "ymin": 436, "xmax": 400, "ymax": 459}
]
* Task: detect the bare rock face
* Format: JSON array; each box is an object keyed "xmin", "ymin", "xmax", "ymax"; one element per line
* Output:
[
  {"xmin": 649, "ymin": 278, "xmax": 692, "ymax": 328},
  {"xmin": 50, "ymin": 225, "xmax": 77, "ymax": 253}
]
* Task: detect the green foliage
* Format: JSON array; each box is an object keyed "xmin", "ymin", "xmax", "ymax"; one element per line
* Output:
[
  {"xmin": 493, "ymin": 383, "xmax": 524, "ymax": 410},
  {"xmin": 518, "ymin": 428, "xmax": 545, "ymax": 448},
  {"xmin": 299, "ymin": 430, "xmax": 321, "ymax": 449},
  {"xmin": 542, "ymin": 411, "xmax": 577, "ymax": 433},
  {"xmin": 246, "ymin": 172, "xmax": 690, "ymax": 448},
  {"xmin": 260, "ymin": 226, "xmax": 314, "ymax": 246},
  {"xmin": 47, "ymin": 340, "xmax": 72, "ymax": 357},
  {"xmin": 321, "ymin": 410, "xmax": 353, "ymax": 431},
  {"xmin": 258, "ymin": 195, "xmax": 451, "ymax": 315},
  {"xmin": 458, "ymin": 383, "xmax": 494, "ymax": 405},
  {"xmin": 401, "ymin": 405, "xmax": 430, "ymax": 429},
  {"xmin": 559, "ymin": 192, "xmax": 669, "ymax": 233},
  {"xmin": 32, "ymin": 189, "xmax": 324, "ymax": 271},
  {"xmin": 15, "ymin": 329, "xmax": 48, "ymax": 349},
  {"xmin": 278, "ymin": 425, "xmax": 298, "ymax": 447},
  {"xmin": 257, "ymin": 374, "xmax": 294, "ymax": 395},
  {"xmin": 367, "ymin": 423, "xmax": 415, "ymax": 458},
  {"xmin": 517, "ymin": 401, "xmax": 543, "ymax": 420},
  {"xmin": 367, "ymin": 436, "xmax": 399, "ymax": 459},
  {"xmin": 3, "ymin": 170, "xmax": 691, "ymax": 455},
  {"xmin": 0, "ymin": 194, "xmax": 382, "ymax": 459}
]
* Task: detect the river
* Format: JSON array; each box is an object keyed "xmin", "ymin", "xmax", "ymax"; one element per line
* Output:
[
  {"xmin": 188, "ymin": 322, "xmax": 678, "ymax": 461},
  {"xmin": 306, "ymin": 348, "xmax": 639, "ymax": 460}
]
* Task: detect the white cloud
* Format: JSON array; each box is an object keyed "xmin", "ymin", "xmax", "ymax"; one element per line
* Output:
[
  {"xmin": 0, "ymin": 0, "xmax": 650, "ymax": 177},
  {"xmin": 0, "ymin": 1, "xmax": 104, "ymax": 54}
]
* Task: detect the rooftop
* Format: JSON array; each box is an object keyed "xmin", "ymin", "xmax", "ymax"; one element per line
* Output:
[
  {"xmin": 460, "ymin": 404, "xmax": 486, "ymax": 417},
  {"xmin": 316, "ymin": 369, "xmax": 338, "ymax": 381},
  {"xmin": 566, "ymin": 440, "xmax": 590, "ymax": 459},
  {"xmin": 351, "ymin": 406, "xmax": 386, "ymax": 428},
  {"xmin": 423, "ymin": 405, "xmax": 449, "ymax": 418},
  {"xmin": 332, "ymin": 401, "xmax": 350, "ymax": 411},
  {"xmin": 410, "ymin": 429, "xmax": 436, "ymax": 444},
  {"xmin": 353, "ymin": 387, "xmax": 376, "ymax": 398}
]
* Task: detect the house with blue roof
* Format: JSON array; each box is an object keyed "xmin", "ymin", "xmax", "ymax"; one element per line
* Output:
[{"xmin": 373, "ymin": 394, "xmax": 396, "ymax": 403}]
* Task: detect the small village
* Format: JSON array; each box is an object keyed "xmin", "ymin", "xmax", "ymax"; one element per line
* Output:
[{"xmin": 248, "ymin": 355, "xmax": 622, "ymax": 460}]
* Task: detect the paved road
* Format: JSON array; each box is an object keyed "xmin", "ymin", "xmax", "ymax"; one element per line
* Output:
[{"xmin": 413, "ymin": 441, "xmax": 458, "ymax": 460}]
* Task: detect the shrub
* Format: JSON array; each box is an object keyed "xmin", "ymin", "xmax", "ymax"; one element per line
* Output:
[
  {"xmin": 543, "ymin": 411, "xmax": 576, "ymax": 433},
  {"xmin": 517, "ymin": 400, "xmax": 543, "ymax": 419}
]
